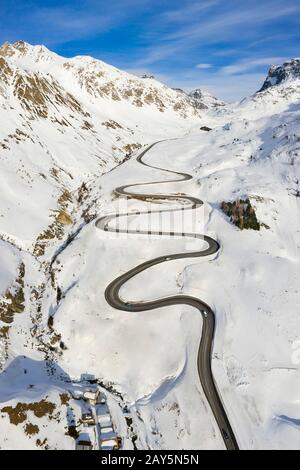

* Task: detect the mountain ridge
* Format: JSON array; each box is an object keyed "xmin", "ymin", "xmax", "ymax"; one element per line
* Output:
[
  {"xmin": 259, "ymin": 58, "xmax": 300, "ymax": 92},
  {"xmin": 0, "ymin": 42, "xmax": 300, "ymax": 450},
  {"xmin": 0, "ymin": 40, "xmax": 219, "ymax": 118}
]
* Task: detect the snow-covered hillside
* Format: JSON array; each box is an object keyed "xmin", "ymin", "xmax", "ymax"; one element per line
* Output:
[
  {"xmin": 0, "ymin": 40, "xmax": 211, "ymax": 269},
  {"xmin": 189, "ymin": 88, "xmax": 226, "ymax": 109},
  {"xmin": 0, "ymin": 48, "xmax": 299, "ymax": 450},
  {"xmin": 259, "ymin": 58, "xmax": 300, "ymax": 91}
]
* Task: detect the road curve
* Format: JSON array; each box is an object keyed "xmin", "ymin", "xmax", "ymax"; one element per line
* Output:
[{"xmin": 96, "ymin": 142, "xmax": 239, "ymax": 450}]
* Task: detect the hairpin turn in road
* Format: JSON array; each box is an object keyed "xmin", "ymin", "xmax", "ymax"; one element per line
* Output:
[{"xmin": 96, "ymin": 142, "xmax": 239, "ymax": 450}]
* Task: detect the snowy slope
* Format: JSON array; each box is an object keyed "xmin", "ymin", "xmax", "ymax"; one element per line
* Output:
[
  {"xmin": 259, "ymin": 58, "xmax": 300, "ymax": 91},
  {"xmin": 0, "ymin": 41, "xmax": 219, "ymax": 450},
  {"xmin": 0, "ymin": 41, "xmax": 213, "ymax": 254},
  {"xmin": 0, "ymin": 51, "xmax": 299, "ymax": 450}
]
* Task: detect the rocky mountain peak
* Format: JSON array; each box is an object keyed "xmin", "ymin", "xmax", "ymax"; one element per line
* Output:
[
  {"xmin": 0, "ymin": 41, "xmax": 227, "ymax": 118},
  {"xmin": 259, "ymin": 58, "xmax": 300, "ymax": 92},
  {"xmin": 140, "ymin": 74, "xmax": 155, "ymax": 79},
  {"xmin": 0, "ymin": 41, "xmax": 30, "ymax": 57},
  {"xmin": 189, "ymin": 89, "xmax": 204, "ymax": 100},
  {"xmin": 189, "ymin": 88, "xmax": 225, "ymax": 109}
]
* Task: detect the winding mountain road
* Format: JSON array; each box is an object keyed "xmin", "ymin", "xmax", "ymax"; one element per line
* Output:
[{"xmin": 96, "ymin": 142, "xmax": 239, "ymax": 450}]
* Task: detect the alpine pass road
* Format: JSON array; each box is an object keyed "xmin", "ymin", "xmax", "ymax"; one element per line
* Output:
[{"xmin": 96, "ymin": 142, "xmax": 239, "ymax": 450}]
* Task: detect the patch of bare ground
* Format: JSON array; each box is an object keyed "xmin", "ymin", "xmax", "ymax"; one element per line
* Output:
[
  {"xmin": 122, "ymin": 143, "xmax": 142, "ymax": 155},
  {"xmin": 99, "ymin": 82, "xmax": 121, "ymax": 101},
  {"xmin": 34, "ymin": 221, "xmax": 64, "ymax": 257},
  {"xmin": 29, "ymin": 280, "xmax": 59, "ymax": 357},
  {"xmin": 0, "ymin": 263, "xmax": 25, "ymax": 324},
  {"xmin": 169, "ymin": 402, "xmax": 180, "ymax": 416},
  {"xmin": 0, "ymin": 128, "xmax": 33, "ymax": 150},
  {"xmin": 0, "ymin": 325, "xmax": 10, "ymax": 369},
  {"xmin": 50, "ymin": 166, "xmax": 74, "ymax": 183},
  {"xmin": 36, "ymin": 437, "xmax": 48, "ymax": 449},
  {"xmin": 102, "ymin": 120, "xmax": 123, "ymax": 130},
  {"xmin": 13, "ymin": 70, "xmax": 89, "ymax": 120},
  {"xmin": 77, "ymin": 182, "xmax": 89, "ymax": 204},
  {"xmin": 1, "ymin": 399, "xmax": 56, "ymax": 425},
  {"xmin": 55, "ymin": 211, "xmax": 73, "ymax": 225},
  {"xmin": 66, "ymin": 425, "xmax": 79, "ymax": 440},
  {"xmin": 24, "ymin": 422, "xmax": 39, "ymax": 436},
  {"xmin": 0, "ymin": 325, "xmax": 9, "ymax": 340},
  {"xmin": 0, "ymin": 57, "xmax": 13, "ymax": 85},
  {"xmin": 81, "ymin": 120, "xmax": 94, "ymax": 130},
  {"xmin": 34, "ymin": 190, "xmax": 73, "ymax": 257},
  {"xmin": 59, "ymin": 393, "xmax": 70, "ymax": 406}
]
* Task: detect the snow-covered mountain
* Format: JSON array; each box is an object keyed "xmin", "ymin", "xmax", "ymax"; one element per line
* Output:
[
  {"xmin": 0, "ymin": 40, "xmax": 207, "ymax": 145},
  {"xmin": 234, "ymin": 59, "xmax": 300, "ymax": 120},
  {"xmin": 0, "ymin": 48, "xmax": 299, "ymax": 450},
  {"xmin": 0, "ymin": 40, "xmax": 213, "ymax": 193},
  {"xmin": 0, "ymin": 40, "xmax": 213, "ymax": 261},
  {"xmin": 172, "ymin": 87, "xmax": 225, "ymax": 110},
  {"xmin": 259, "ymin": 58, "xmax": 300, "ymax": 91},
  {"xmin": 188, "ymin": 88, "xmax": 226, "ymax": 109}
]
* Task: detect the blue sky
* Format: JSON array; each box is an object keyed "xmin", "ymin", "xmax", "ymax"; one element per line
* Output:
[{"xmin": 1, "ymin": 0, "xmax": 300, "ymax": 100}]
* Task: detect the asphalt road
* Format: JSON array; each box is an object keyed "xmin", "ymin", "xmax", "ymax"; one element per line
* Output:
[{"xmin": 96, "ymin": 142, "xmax": 239, "ymax": 450}]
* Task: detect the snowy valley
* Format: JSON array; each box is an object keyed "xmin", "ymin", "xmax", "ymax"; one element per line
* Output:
[{"xmin": 0, "ymin": 43, "xmax": 299, "ymax": 450}]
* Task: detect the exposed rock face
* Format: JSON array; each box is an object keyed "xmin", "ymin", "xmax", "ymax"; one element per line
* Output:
[
  {"xmin": 0, "ymin": 263, "xmax": 25, "ymax": 324},
  {"xmin": 0, "ymin": 41, "xmax": 29, "ymax": 58},
  {"xmin": 172, "ymin": 87, "xmax": 185, "ymax": 94},
  {"xmin": 170, "ymin": 87, "xmax": 226, "ymax": 109},
  {"xmin": 0, "ymin": 57, "xmax": 13, "ymax": 84},
  {"xmin": 189, "ymin": 88, "xmax": 226, "ymax": 109},
  {"xmin": 0, "ymin": 41, "xmax": 207, "ymax": 120},
  {"xmin": 221, "ymin": 198, "xmax": 260, "ymax": 230},
  {"xmin": 13, "ymin": 73, "xmax": 86, "ymax": 119},
  {"xmin": 0, "ymin": 40, "xmax": 211, "ymax": 208},
  {"xmin": 188, "ymin": 90, "xmax": 209, "ymax": 109},
  {"xmin": 56, "ymin": 211, "xmax": 73, "ymax": 225},
  {"xmin": 0, "ymin": 45, "xmax": 89, "ymax": 121},
  {"xmin": 259, "ymin": 59, "xmax": 300, "ymax": 92},
  {"xmin": 0, "ymin": 41, "xmax": 221, "ymax": 269}
]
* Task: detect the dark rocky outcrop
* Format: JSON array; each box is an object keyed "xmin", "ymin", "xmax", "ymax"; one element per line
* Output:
[
  {"xmin": 259, "ymin": 59, "xmax": 300, "ymax": 92},
  {"xmin": 221, "ymin": 198, "xmax": 260, "ymax": 230}
]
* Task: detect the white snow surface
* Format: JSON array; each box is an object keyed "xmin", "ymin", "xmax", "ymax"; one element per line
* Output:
[{"xmin": 0, "ymin": 44, "xmax": 300, "ymax": 449}]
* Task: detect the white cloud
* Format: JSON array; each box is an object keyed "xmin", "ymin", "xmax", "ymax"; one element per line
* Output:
[
  {"xmin": 137, "ymin": 1, "xmax": 300, "ymax": 66},
  {"xmin": 165, "ymin": 2, "xmax": 300, "ymax": 42},
  {"xmin": 198, "ymin": 73, "xmax": 267, "ymax": 101},
  {"xmin": 166, "ymin": 72, "xmax": 267, "ymax": 102},
  {"xmin": 220, "ymin": 57, "xmax": 287, "ymax": 76},
  {"xmin": 160, "ymin": 1, "xmax": 221, "ymax": 23},
  {"xmin": 196, "ymin": 63, "xmax": 212, "ymax": 69},
  {"xmin": 0, "ymin": 0, "xmax": 151, "ymax": 46}
]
